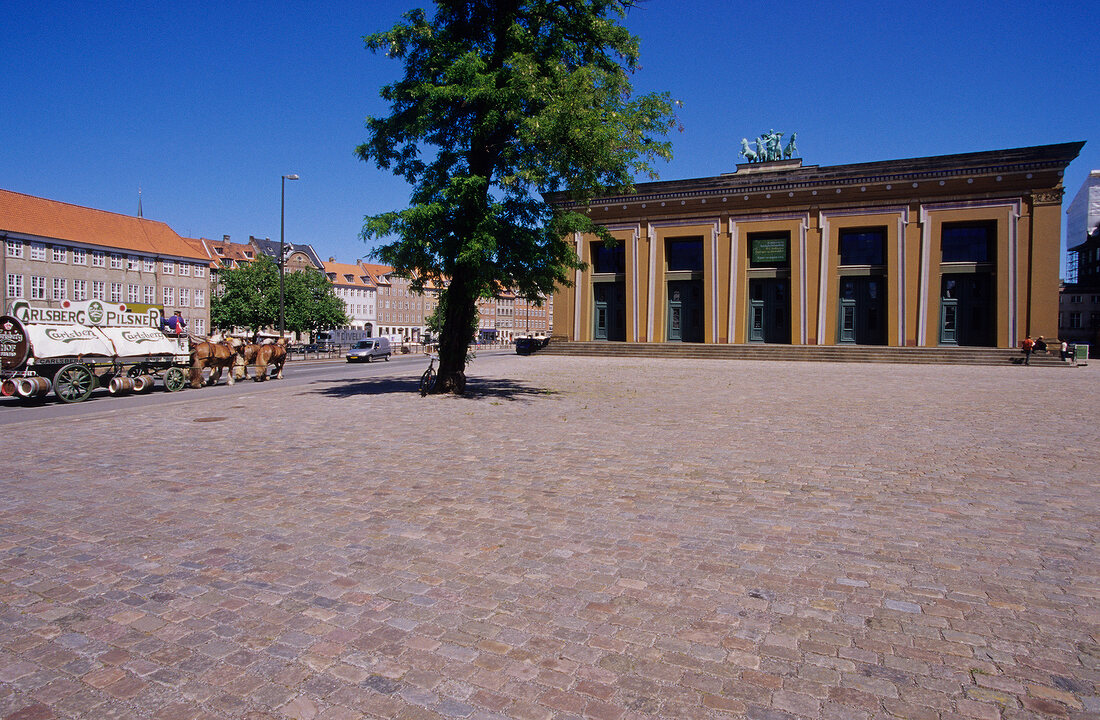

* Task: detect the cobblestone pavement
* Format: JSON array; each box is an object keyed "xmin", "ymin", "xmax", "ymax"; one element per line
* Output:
[{"xmin": 1, "ymin": 357, "xmax": 1098, "ymax": 720}]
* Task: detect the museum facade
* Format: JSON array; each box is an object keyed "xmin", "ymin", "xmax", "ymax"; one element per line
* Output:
[{"xmin": 550, "ymin": 142, "xmax": 1084, "ymax": 348}]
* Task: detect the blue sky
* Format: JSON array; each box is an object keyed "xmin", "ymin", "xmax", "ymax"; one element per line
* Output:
[{"xmin": 2, "ymin": 0, "xmax": 1097, "ymax": 270}]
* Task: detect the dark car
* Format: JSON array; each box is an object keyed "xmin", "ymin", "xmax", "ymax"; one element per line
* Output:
[{"xmin": 514, "ymin": 336, "xmax": 549, "ymax": 355}]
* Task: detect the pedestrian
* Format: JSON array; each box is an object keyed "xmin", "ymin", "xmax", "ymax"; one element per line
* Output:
[
  {"xmin": 1022, "ymin": 335, "xmax": 1034, "ymax": 365},
  {"xmin": 1060, "ymin": 339, "xmax": 1070, "ymax": 362},
  {"xmin": 1034, "ymin": 336, "xmax": 1048, "ymax": 354}
]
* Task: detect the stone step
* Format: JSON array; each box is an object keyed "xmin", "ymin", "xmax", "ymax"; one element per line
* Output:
[{"xmin": 537, "ymin": 341, "xmax": 1071, "ymax": 367}]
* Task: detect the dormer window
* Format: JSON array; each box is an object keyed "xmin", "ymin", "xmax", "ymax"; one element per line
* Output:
[
  {"xmin": 244, "ymin": 251, "xmax": 253, "ymax": 259},
  {"xmin": 215, "ymin": 247, "xmax": 225, "ymax": 255}
]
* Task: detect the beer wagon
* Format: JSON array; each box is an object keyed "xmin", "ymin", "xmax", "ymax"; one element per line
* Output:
[{"xmin": 0, "ymin": 300, "xmax": 191, "ymax": 403}]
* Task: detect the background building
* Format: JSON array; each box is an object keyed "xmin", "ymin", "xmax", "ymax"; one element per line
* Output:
[
  {"xmin": 323, "ymin": 259, "xmax": 377, "ymax": 331},
  {"xmin": 1, "ymin": 188, "xmax": 211, "ymax": 334},
  {"xmin": 551, "ymin": 142, "xmax": 1083, "ymax": 349},
  {"xmin": 1059, "ymin": 170, "xmax": 1100, "ymax": 347}
]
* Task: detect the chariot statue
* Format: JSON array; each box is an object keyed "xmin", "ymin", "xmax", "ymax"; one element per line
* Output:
[{"xmin": 740, "ymin": 130, "xmax": 799, "ymax": 163}]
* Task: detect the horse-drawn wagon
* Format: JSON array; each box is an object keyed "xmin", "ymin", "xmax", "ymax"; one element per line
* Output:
[{"xmin": 0, "ymin": 300, "xmax": 191, "ymax": 403}]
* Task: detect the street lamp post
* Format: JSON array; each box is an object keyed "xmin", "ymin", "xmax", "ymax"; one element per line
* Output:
[{"xmin": 279, "ymin": 174, "xmax": 299, "ymax": 336}]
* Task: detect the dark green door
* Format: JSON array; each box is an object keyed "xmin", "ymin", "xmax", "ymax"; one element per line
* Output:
[
  {"xmin": 940, "ymin": 273, "xmax": 993, "ymax": 346},
  {"xmin": 593, "ymin": 281, "xmax": 626, "ymax": 341},
  {"xmin": 837, "ymin": 277, "xmax": 886, "ymax": 345},
  {"xmin": 667, "ymin": 280, "xmax": 703, "ymax": 342},
  {"xmin": 748, "ymin": 278, "xmax": 789, "ymax": 343}
]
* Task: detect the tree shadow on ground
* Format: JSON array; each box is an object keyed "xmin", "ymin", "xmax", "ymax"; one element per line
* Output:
[{"xmin": 301, "ymin": 375, "xmax": 556, "ymax": 402}]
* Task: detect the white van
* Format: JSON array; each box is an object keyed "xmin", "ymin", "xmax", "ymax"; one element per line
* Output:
[{"xmin": 345, "ymin": 337, "xmax": 391, "ymax": 363}]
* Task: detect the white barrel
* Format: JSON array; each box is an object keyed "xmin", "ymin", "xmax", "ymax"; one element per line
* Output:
[
  {"xmin": 108, "ymin": 376, "xmax": 136, "ymax": 395},
  {"xmin": 16, "ymin": 376, "xmax": 51, "ymax": 398}
]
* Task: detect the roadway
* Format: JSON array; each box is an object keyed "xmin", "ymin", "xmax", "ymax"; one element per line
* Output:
[{"xmin": 0, "ymin": 348, "xmax": 513, "ymax": 425}]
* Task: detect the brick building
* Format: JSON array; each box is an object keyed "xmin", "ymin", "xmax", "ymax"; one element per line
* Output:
[{"xmin": 1, "ymin": 188, "xmax": 211, "ymax": 334}]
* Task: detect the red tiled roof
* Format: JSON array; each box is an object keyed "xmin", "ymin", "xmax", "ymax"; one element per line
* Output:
[
  {"xmin": 322, "ymin": 260, "xmax": 376, "ymax": 289},
  {"xmin": 0, "ymin": 188, "xmax": 207, "ymax": 260}
]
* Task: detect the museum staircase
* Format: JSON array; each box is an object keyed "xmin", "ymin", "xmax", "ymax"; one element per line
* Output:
[{"xmin": 537, "ymin": 341, "xmax": 1072, "ymax": 367}]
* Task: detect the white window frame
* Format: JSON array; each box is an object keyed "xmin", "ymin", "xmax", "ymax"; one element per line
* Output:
[
  {"xmin": 179, "ymin": 263, "xmax": 191, "ymax": 277},
  {"xmin": 179, "ymin": 288, "xmax": 190, "ymax": 307},
  {"xmin": 72, "ymin": 279, "xmax": 87, "ymax": 301},
  {"xmin": 194, "ymin": 264, "xmax": 205, "ymax": 278},
  {"xmin": 144, "ymin": 285, "xmax": 155, "ymax": 304},
  {"xmin": 72, "ymin": 248, "xmax": 87, "ymax": 265},
  {"xmin": 91, "ymin": 250, "xmax": 105, "ymax": 268},
  {"xmin": 128, "ymin": 256, "xmax": 139, "ymax": 271},
  {"xmin": 110, "ymin": 282, "xmax": 123, "ymax": 303},
  {"xmin": 30, "ymin": 243, "xmax": 47, "ymax": 261},
  {"xmin": 52, "ymin": 277, "xmax": 67, "ymax": 301},
  {"xmin": 31, "ymin": 276, "xmax": 47, "ymax": 300},
  {"xmin": 127, "ymin": 284, "xmax": 139, "ymax": 303},
  {"xmin": 194, "ymin": 289, "xmax": 205, "ymax": 308},
  {"xmin": 92, "ymin": 280, "xmax": 105, "ymax": 300},
  {"xmin": 110, "ymin": 254, "xmax": 124, "ymax": 270},
  {"xmin": 163, "ymin": 286, "xmax": 175, "ymax": 307},
  {"xmin": 143, "ymin": 257, "xmax": 156, "ymax": 272},
  {"xmin": 52, "ymin": 246, "xmax": 67, "ymax": 263},
  {"xmin": 7, "ymin": 274, "xmax": 23, "ymax": 299},
  {"xmin": 162, "ymin": 260, "xmax": 175, "ymax": 275},
  {"xmin": 5, "ymin": 239, "xmax": 23, "ymax": 258}
]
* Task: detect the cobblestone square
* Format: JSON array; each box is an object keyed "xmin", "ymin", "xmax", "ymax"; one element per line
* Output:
[{"xmin": 1, "ymin": 357, "xmax": 1097, "ymax": 719}]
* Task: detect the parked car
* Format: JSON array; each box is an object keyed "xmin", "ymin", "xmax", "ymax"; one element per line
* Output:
[
  {"xmin": 514, "ymin": 336, "xmax": 549, "ymax": 355},
  {"xmin": 346, "ymin": 337, "xmax": 391, "ymax": 363}
]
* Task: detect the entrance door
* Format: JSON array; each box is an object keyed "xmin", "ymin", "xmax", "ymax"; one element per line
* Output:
[
  {"xmin": 748, "ymin": 278, "xmax": 790, "ymax": 343},
  {"xmin": 940, "ymin": 273, "xmax": 993, "ymax": 346},
  {"xmin": 667, "ymin": 280, "xmax": 703, "ymax": 342},
  {"xmin": 593, "ymin": 281, "xmax": 625, "ymax": 341},
  {"xmin": 837, "ymin": 277, "xmax": 886, "ymax": 345}
]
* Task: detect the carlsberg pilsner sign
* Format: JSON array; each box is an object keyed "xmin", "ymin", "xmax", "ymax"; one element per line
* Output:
[{"xmin": 8, "ymin": 299, "xmax": 163, "ymax": 328}]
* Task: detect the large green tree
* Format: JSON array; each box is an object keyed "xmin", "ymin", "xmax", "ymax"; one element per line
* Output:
[
  {"xmin": 211, "ymin": 255, "xmax": 348, "ymax": 336},
  {"xmin": 358, "ymin": 0, "xmax": 676, "ymax": 394}
]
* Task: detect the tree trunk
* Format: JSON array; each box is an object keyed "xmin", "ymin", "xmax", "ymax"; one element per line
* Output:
[{"xmin": 433, "ymin": 266, "xmax": 477, "ymax": 394}]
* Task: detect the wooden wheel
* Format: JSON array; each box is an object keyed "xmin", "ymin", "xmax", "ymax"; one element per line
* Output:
[
  {"xmin": 164, "ymin": 366, "xmax": 187, "ymax": 392},
  {"xmin": 53, "ymin": 363, "xmax": 95, "ymax": 403}
]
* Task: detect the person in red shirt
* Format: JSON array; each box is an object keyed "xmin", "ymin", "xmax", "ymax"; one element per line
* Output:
[{"xmin": 1022, "ymin": 335, "xmax": 1034, "ymax": 365}]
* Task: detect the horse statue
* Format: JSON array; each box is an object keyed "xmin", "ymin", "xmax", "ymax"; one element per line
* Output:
[
  {"xmin": 784, "ymin": 133, "xmax": 798, "ymax": 159},
  {"xmin": 233, "ymin": 337, "xmax": 288, "ymax": 382},
  {"xmin": 740, "ymin": 138, "xmax": 757, "ymax": 163},
  {"xmin": 189, "ymin": 335, "xmax": 242, "ymax": 388}
]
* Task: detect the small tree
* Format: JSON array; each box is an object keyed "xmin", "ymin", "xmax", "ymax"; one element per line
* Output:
[
  {"xmin": 284, "ymin": 269, "xmax": 350, "ymax": 337},
  {"xmin": 359, "ymin": 0, "xmax": 677, "ymax": 394}
]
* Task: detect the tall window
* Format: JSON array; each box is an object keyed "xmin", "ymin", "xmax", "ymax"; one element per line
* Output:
[
  {"xmin": 92, "ymin": 250, "xmax": 105, "ymax": 267},
  {"xmin": 52, "ymin": 246, "xmax": 67, "ymax": 263},
  {"xmin": 73, "ymin": 279, "xmax": 87, "ymax": 301},
  {"xmin": 193, "ymin": 318, "xmax": 206, "ymax": 335},
  {"xmin": 7, "ymin": 274, "xmax": 23, "ymax": 299},
  {"xmin": 942, "ymin": 222, "xmax": 994, "ymax": 263},
  {"xmin": 667, "ymin": 238, "xmax": 705, "ymax": 271},
  {"xmin": 127, "ymin": 284, "xmax": 139, "ymax": 303},
  {"xmin": 110, "ymin": 254, "xmax": 124, "ymax": 269},
  {"xmin": 30, "ymin": 243, "xmax": 47, "ymax": 261},
  {"xmin": 128, "ymin": 256, "xmax": 139, "ymax": 271},
  {"xmin": 144, "ymin": 285, "xmax": 155, "ymax": 304},
  {"xmin": 592, "ymin": 241, "xmax": 626, "ymax": 274},
  {"xmin": 31, "ymin": 276, "xmax": 47, "ymax": 300},
  {"xmin": 839, "ymin": 228, "xmax": 886, "ymax": 266},
  {"xmin": 143, "ymin": 257, "xmax": 156, "ymax": 272},
  {"xmin": 5, "ymin": 239, "xmax": 23, "ymax": 258},
  {"xmin": 72, "ymin": 248, "xmax": 87, "ymax": 265},
  {"xmin": 162, "ymin": 260, "xmax": 175, "ymax": 275},
  {"xmin": 179, "ymin": 263, "xmax": 191, "ymax": 277},
  {"xmin": 194, "ymin": 264, "xmax": 205, "ymax": 278},
  {"xmin": 110, "ymin": 282, "xmax": 123, "ymax": 303},
  {"xmin": 92, "ymin": 280, "xmax": 105, "ymax": 300},
  {"xmin": 194, "ymin": 289, "xmax": 205, "ymax": 308},
  {"xmin": 163, "ymin": 287, "xmax": 175, "ymax": 307},
  {"xmin": 179, "ymin": 288, "xmax": 190, "ymax": 307},
  {"xmin": 52, "ymin": 277, "xmax": 67, "ymax": 300}
]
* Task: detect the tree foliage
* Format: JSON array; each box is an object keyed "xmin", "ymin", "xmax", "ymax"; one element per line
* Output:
[
  {"xmin": 358, "ymin": 0, "xmax": 677, "ymax": 393},
  {"xmin": 210, "ymin": 255, "xmax": 348, "ymax": 336}
]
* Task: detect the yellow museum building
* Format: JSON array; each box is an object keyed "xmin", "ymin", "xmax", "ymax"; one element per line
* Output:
[{"xmin": 551, "ymin": 141, "xmax": 1084, "ymax": 348}]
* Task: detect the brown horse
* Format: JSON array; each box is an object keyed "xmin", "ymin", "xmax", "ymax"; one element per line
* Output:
[
  {"xmin": 189, "ymin": 336, "xmax": 241, "ymax": 388},
  {"xmin": 233, "ymin": 338, "xmax": 288, "ymax": 382}
]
